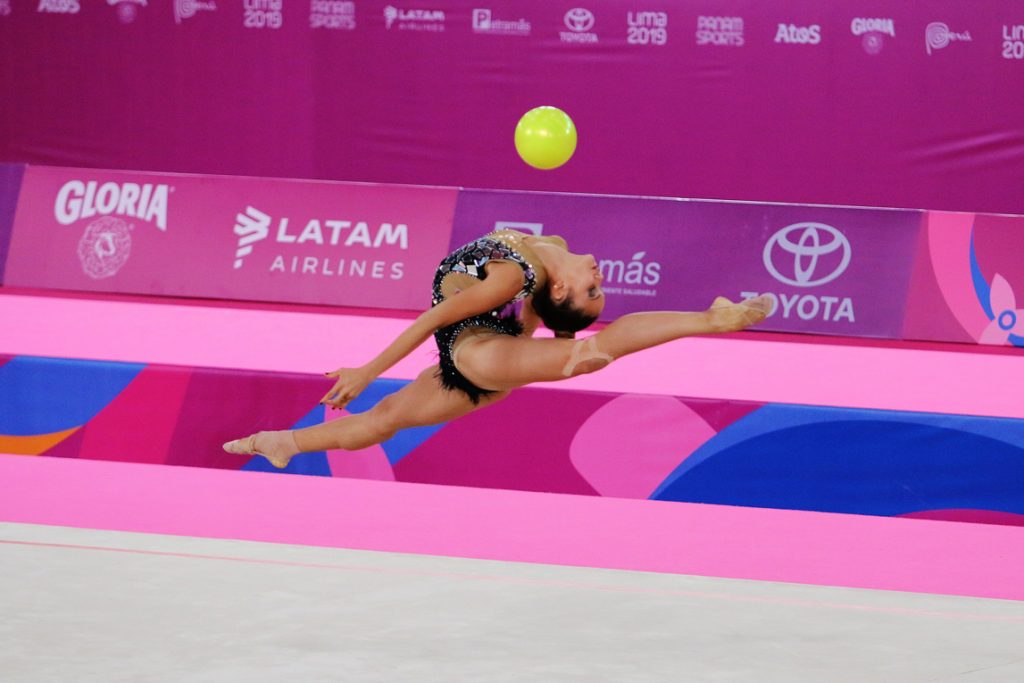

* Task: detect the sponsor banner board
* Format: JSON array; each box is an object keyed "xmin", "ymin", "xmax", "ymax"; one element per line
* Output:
[
  {"xmin": 4, "ymin": 166, "xmax": 457, "ymax": 309},
  {"xmin": 452, "ymin": 190, "xmax": 922, "ymax": 337}
]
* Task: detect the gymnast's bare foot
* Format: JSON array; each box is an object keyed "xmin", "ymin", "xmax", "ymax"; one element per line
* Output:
[
  {"xmin": 222, "ymin": 430, "xmax": 299, "ymax": 469},
  {"xmin": 709, "ymin": 295, "xmax": 773, "ymax": 332}
]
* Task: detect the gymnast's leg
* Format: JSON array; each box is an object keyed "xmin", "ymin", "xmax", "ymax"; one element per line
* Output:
[
  {"xmin": 223, "ymin": 365, "xmax": 507, "ymax": 468},
  {"xmin": 456, "ymin": 296, "xmax": 772, "ymax": 390}
]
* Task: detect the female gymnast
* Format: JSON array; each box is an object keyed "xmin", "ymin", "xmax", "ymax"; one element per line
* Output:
[{"xmin": 224, "ymin": 229, "xmax": 771, "ymax": 467}]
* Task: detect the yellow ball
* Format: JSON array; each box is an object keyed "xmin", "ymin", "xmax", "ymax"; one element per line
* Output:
[{"xmin": 514, "ymin": 106, "xmax": 578, "ymax": 170}]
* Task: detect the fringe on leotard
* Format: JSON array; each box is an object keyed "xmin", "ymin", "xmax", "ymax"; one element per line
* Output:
[{"xmin": 430, "ymin": 235, "xmax": 536, "ymax": 404}]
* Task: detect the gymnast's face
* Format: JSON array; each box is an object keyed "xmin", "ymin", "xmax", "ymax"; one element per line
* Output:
[{"xmin": 555, "ymin": 252, "xmax": 606, "ymax": 318}]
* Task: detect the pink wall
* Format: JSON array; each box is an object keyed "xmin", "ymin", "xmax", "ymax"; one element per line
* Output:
[{"xmin": 1, "ymin": 3, "xmax": 1022, "ymax": 214}]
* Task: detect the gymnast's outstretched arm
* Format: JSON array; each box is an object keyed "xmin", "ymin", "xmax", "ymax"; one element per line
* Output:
[{"xmin": 320, "ymin": 262, "xmax": 525, "ymax": 409}]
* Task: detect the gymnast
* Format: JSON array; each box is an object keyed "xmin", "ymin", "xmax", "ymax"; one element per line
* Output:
[{"xmin": 224, "ymin": 229, "xmax": 771, "ymax": 467}]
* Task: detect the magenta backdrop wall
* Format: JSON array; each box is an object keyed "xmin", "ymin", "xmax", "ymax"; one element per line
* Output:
[{"xmin": 1, "ymin": 2, "xmax": 1022, "ymax": 214}]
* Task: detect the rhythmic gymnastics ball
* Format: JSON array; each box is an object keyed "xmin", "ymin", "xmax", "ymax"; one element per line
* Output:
[{"xmin": 514, "ymin": 106, "xmax": 577, "ymax": 170}]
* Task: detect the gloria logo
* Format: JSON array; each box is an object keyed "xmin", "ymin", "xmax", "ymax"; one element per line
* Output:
[
  {"xmin": 763, "ymin": 222, "xmax": 851, "ymax": 287},
  {"xmin": 37, "ymin": 0, "xmax": 80, "ymax": 13},
  {"xmin": 926, "ymin": 22, "xmax": 972, "ymax": 55},
  {"xmin": 108, "ymin": 0, "xmax": 146, "ymax": 23},
  {"xmin": 232, "ymin": 205, "xmax": 409, "ymax": 280},
  {"xmin": 78, "ymin": 217, "xmax": 133, "ymax": 279},
  {"xmin": 851, "ymin": 17, "xmax": 895, "ymax": 55},
  {"xmin": 55, "ymin": 180, "xmax": 170, "ymax": 231},
  {"xmin": 175, "ymin": 0, "xmax": 217, "ymax": 24}
]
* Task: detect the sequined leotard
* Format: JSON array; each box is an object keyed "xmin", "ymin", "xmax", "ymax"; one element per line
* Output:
[{"xmin": 432, "ymin": 234, "xmax": 537, "ymax": 403}]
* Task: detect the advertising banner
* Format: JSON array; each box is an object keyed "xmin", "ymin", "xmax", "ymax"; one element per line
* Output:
[
  {"xmin": 4, "ymin": 4, "xmax": 1023, "ymax": 215},
  {"xmin": 903, "ymin": 211, "xmax": 1024, "ymax": 347},
  {"xmin": 452, "ymin": 190, "xmax": 922, "ymax": 337},
  {"xmin": 0, "ymin": 164, "xmax": 26, "ymax": 284},
  {"xmin": 4, "ymin": 167, "xmax": 457, "ymax": 309}
]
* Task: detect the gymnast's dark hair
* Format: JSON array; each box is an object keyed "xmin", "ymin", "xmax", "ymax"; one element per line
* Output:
[{"xmin": 530, "ymin": 280, "xmax": 598, "ymax": 339}]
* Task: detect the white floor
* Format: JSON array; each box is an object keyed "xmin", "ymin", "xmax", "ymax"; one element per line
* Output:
[{"xmin": 1, "ymin": 523, "xmax": 1022, "ymax": 682}]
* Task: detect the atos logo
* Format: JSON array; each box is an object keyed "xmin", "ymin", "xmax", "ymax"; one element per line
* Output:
[{"xmin": 763, "ymin": 222, "xmax": 852, "ymax": 287}]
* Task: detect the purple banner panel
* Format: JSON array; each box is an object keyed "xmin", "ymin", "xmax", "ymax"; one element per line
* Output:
[
  {"xmin": 453, "ymin": 190, "xmax": 922, "ymax": 337},
  {"xmin": 903, "ymin": 211, "xmax": 1024, "ymax": 348},
  {"xmin": 0, "ymin": 164, "xmax": 26, "ymax": 284},
  {"xmin": 3, "ymin": 3, "xmax": 1023, "ymax": 215},
  {"xmin": 4, "ymin": 166, "xmax": 457, "ymax": 309}
]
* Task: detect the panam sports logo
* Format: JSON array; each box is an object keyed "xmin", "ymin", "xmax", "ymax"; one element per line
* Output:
[
  {"xmin": 54, "ymin": 179, "xmax": 171, "ymax": 279},
  {"xmin": 232, "ymin": 205, "xmax": 408, "ymax": 280}
]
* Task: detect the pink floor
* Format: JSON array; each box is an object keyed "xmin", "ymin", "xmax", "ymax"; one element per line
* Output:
[
  {"xmin": 2, "ymin": 292, "xmax": 1022, "ymax": 418},
  {"xmin": 3, "ymin": 453, "xmax": 1023, "ymax": 601},
  {"xmin": 4, "ymin": 289, "xmax": 1023, "ymax": 602}
]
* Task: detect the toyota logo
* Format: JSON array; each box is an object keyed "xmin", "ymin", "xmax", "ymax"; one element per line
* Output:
[
  {"xmin": 564, "ymin": 8, "xmax": 594, "ymax": 32},
  {"xmin": 763, "ymin": 223, "xmax": 851, "ymax": 287}
]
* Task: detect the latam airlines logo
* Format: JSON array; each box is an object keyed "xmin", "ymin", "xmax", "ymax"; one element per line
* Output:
[
  {"xmin": 384, "ymin": 5, "xmax": 444, "ymax": 31},
  {"xmin": 744, "ymin": 223, "xmax": 855, "ymax": 324},
  {"xmin": 232, "ymin": 206, "xmax": 408, "ymax": 280},
  {"xmin": 55, "ymin": 180, "xmax": 171, "ymax": 279}
]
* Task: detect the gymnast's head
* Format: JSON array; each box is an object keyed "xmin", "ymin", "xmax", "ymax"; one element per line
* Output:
[{"xmin": 532, "ymin": 250, "xmax": 604, "ymax": 338}]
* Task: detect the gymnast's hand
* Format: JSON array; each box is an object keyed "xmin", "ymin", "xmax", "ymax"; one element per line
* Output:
[
  {"xmin": 707, "ymin": 295, "xmax": 773, "ymax": 333},
  {"xmin": 320, "ymin": 366, "xmax": 375, "ymax": 410}
]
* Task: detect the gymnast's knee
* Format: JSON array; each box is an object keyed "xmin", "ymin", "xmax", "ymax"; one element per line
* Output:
[
  {"xmin": 561, "ymin": 337, "xmax": 615, "ymax": 377},
  {"xmin": 362, "ymin": 396, "xmax": 399, "ymax": 442}
]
